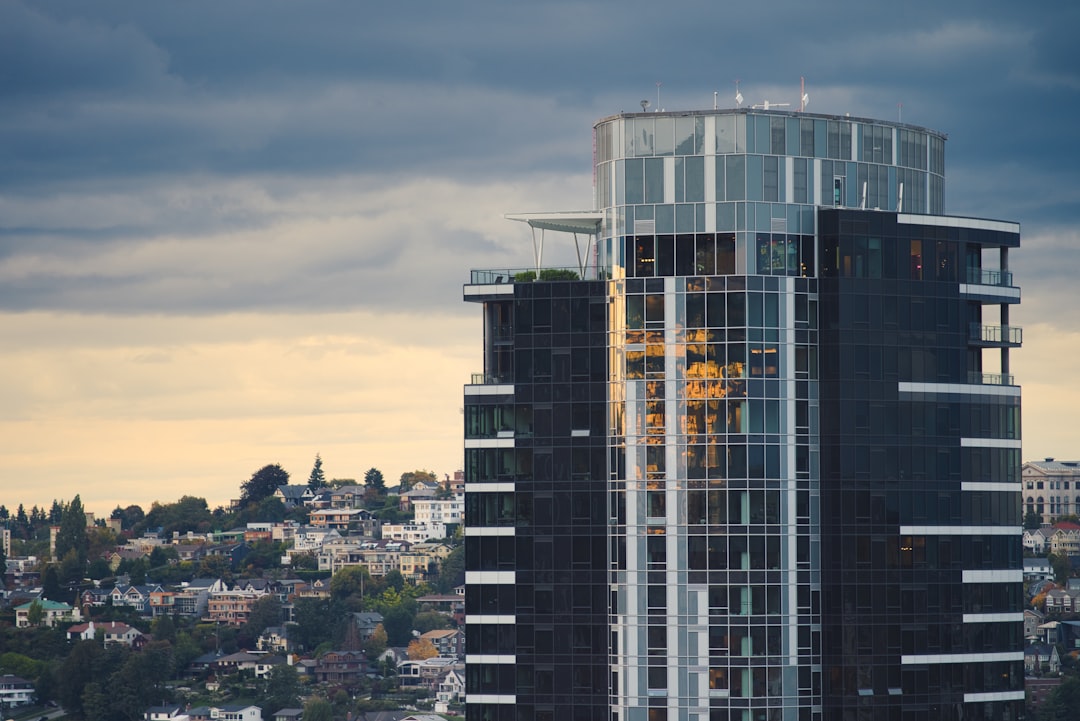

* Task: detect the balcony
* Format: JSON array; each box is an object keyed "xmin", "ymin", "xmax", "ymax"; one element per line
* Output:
[
  {"xmin": 961, "ymin": 268, "xmax": 1020, "ymax": 303},
  {"xmin": 969, "ymin": 268, "xmax": 1014, "ymax": 287},
  {"xmin": 969, "ymin": 323, "xmax": 1022, "ymax": 347}
]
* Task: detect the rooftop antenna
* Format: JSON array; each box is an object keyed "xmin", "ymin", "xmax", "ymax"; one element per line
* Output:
[
  {"xmin": 735, "ymin": 79, "xmax": 743, "ymax": 108},
  {"xmin": 640, "ymin": 99, "xmax": 650, "ymax": 112},
  {"xmin": 898, "ymin": 102, "xmax": 903, "ymax": 123},
  {"xmin": 656, "ymin": 81, "xmax": 662, "ymax": 111},
  {"xmin": 713, "ymin": 90, "xmax": 718, "ymax": 110},
  {"xmin": 800, "ymin": 76, "xmax": 809, "ymax": 111}
]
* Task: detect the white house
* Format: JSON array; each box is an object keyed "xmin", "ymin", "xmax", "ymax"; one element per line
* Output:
[{"xmin": 0, "ymin": 674, "xmax": 34, "ymax": 708}]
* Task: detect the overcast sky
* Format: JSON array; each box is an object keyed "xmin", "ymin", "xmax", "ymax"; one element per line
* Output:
[{"xmin": 2, "ymin": 0, "xmax": 1078, "ymax": 516}]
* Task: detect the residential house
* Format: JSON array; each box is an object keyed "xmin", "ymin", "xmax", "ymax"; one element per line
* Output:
[
  {"xmin": 212, "ymin": 651, "xmax": 285, "ymax": 679},
  {"xmin": 1024, "ymin": 556, "xmax": 1053, "ymax": 582},
  {"xmin": 420, "ymin": 629, "xmax": 465, "ymax": 660},
  {"xmin": 109, "ymin": 546, "xmax": 149, "ymax": 571},
  {"xmin": 399, "ymin": 542, "xmax": 453, "ymax": 583},
  {"xmin": 358, "ymin": 540, "xmax": 412, "ymax": 576},
  {"xmin": 244, "ymin": 528, "xmax": 272, "ymax": 544},
  {"xmin": 416, "ymin": 591, "xmax": 465, "ymax": 626},
  {"xmin": 397, "ymin": 657, "xmax": 463, "ymax": 693},
  {"xmin": 381, "ymin": 522, "xmax": 446, "ymax": 544},
  {"xmin": 271, "ymin": 710, "xmax": 303, "ymax": 721},
  {"xmin": 325, "ymin": 485, "xmax": 367, "ymax": 509},
  {"xmin": 398, "ymin": 484, "xmax": 438, "ymax": 512},
  {"xmin": 308, "ymin": 507, "xmax": 372, "ymax": 531},
  {"xmin": 235, "ymin": 578, "xmax": 276, "ymax": 595},
  {"xmin": 207, "ymin": 590, "xmax": 265, "ymax": 625},
  {"xmin": 145, "ymin": 705, "xmax": 184, "ymax": 719},
  {"xmin": 258, "ymin": 626, "xmax": 293, "ymax": 654},
  {"xmin": 413, "ymin": 494, "xmax": 464, "ymax": 527},
  {"xmin": 149, "ymin": 588, "xmax": 179, "ymax": 617},
  {"xmin": 1025, "ymin": 608, "xmax": 1045, "ymax": 639},
  {"xmin": 314, "ymin": 650, "xmax": 367, "ymax": 685},
  {"xmin": 15, "ymin": 599, "xmax": 81, "ymax": 627},
  {"xmin": 270, "ymin": 521, "xmax": 300, "ymax": 543},
  {"xmin": 173, "ymin": 578, "xmax": 228, "ymax": 618},
  {"xmin": 172, "ymin": 544, "xmax": 208, "ymax": 562},
  {"xmin": 204, "ymin": 543, "xmax": 252, "ymax": 570},
  {"xmin": 110, "ymin": 583, "xmax": 164, "ymax": 614},
  {"xmin": 184, "ymin": 705, "xmax": 263, "ymax": 721},
  {"xmin": 292, "ymin": 526, "xmax": 333, "ymax": 552},
  {"xmin": 273, "ymin": 485, "xmax": 315, "ymax": 510},
  {"xmin": 1044, "ymin": 588, "xmax": 1079, "ymax": 614},
  {"xmin": 1026, "ymin": 677, "xmax": 1064, "ymax": 712},
  {"xmin": 435, "ymin": 668, "xmax": 465, "ymax": 708},
  {"xmin": 67, "ymin": 620, "xmax": 144, "ymax": 646},
  {"xmin": 352, "ymin": 611, "xmax": 385, "ymax": 641},
  {"xmin": 0, "ymin": 674, "xmax": 34, "ymax": 708},
  {"xmin": 296, "ymin": 577, "xmax": 331, "ymax": 600},
  {"xmin": 1023, "ymin": 527, "xmax": 1051, "ymax": 554},
  {"xmin": 81, "ymin": 587, "xmax": 112, "ymax": 609},
  {"xmin": 1048, "ymin": 526, "xmax": 1080, "ymax": 556},
  {"xmin": 1024, "ymin": 643, "xmax": 1061, "ymax": 675}
]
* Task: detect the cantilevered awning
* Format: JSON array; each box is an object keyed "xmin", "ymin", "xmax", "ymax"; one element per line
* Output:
[
  {"xmin": 505, "ymin": 211, "xmax": 603, "ymax": 235},
  {"xmin": 504, "ymin": 211, "xmax": 604, "ymax": 279}
]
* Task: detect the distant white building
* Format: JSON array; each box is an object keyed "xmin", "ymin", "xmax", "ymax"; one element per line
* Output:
[
  {"xmin": 381, "ymin": 521, "xmax": 447, "ymax": 543},
  {"xmin": 413, "ymin": 494, "xmax": 464, "ymax": 527}
]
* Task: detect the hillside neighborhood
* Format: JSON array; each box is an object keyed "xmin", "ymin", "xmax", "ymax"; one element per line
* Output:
[{"xmin": 0, "ymin": 465, "xmax": 467, "ymax": 720}]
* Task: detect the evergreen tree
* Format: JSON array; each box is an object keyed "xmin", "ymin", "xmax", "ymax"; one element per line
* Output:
[
  {"xmin": 55, "ymin": 495, "xmax": 87, "ymax": 565},
  {"xmin": 0, "ymin": 504, "xmax": 7, "ymax": 520},
  {"xmin": 364, "ymin": 467, "xmax": 386, "ymax": 491},
  {"xmin": 42, "ymin": 565, "xmax": 63, "ymax": 600},
  {"xmin": 49, "ymin": 499, "xmax": 64, "ymax": 524},
  {"xmin": 308, "ymin": 453, "xmax": 327, "ymax": 489}
]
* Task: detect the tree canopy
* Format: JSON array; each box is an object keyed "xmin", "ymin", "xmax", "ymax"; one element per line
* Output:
[
  {"xmin": 241, "ymin": 463, "xmax": 290, "ymax": 506},
  {"xmin": 398, "ymin": 469, "xmax": 438, "ymax": 492},
  {"xmin": 364, "ymin": 467, "xmax": 386, "ymax": 491},
  {"xmin": 54, "ymin": 495, "xmax": 87, "ymax": 565}
]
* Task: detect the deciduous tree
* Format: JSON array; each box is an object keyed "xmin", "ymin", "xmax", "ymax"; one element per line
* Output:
[
  {"xmin": 406, "ymin": 637, "xmax": 438, "ymax": 660},
  {"xmin": 399, "ymin": 469, "xmax": 438, "ymax": 491},
  {"xmin": 303, "ymin": 696, "xmax": 333, "ymax": 721},
  {"xmin": 241, "ymin": 464, "xmax": 290, "ymax": 506}
]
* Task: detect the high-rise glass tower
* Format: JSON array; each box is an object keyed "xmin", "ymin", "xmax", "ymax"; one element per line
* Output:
[{"xmin": 464, "ymin": 108, "xmax": 1023, "ymax": 721}]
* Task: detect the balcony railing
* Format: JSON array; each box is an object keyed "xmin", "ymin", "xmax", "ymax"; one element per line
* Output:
[
  {"xmin": 469, "ymin": 267, "xmax": 586, "ymax": 284},
  {"xmin": 470, "ymin": 372, "xmax": 513, "ymax": 385},
  {"xmin": 967, "ymin": 371, "xmax": 1016, "ymax": 386},
  {"xmin": 490, "ymin": 324, "xmax": 514, "ymax": 342},
  {"xmin": 966, "ymin": 268, "xmax": 1014, "ymax": 287},
  {"xmin": 969, "ymin": 323, "xmax": 1022, "ymax": 346}
]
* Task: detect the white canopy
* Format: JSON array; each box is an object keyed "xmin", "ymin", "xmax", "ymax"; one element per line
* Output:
[{"xmin": 505, "ymin": 211, "xmax": 603, "ymax": 278}]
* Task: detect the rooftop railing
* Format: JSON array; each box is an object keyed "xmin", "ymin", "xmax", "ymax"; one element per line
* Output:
[
  {"xmin": 469, "ymin": 372, "xmax": 513, "ymax": 385},
  {"xmin": 469, "ymin": 267, "xmax": 588, "ymax": 284}
]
